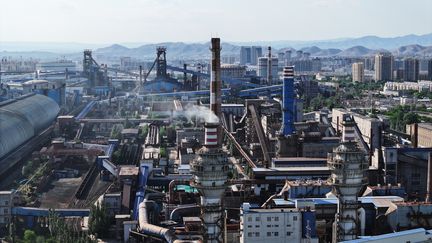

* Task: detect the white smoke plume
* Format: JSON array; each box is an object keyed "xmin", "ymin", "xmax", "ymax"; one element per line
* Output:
[{"xmin": 177, "ymin": 104, "xmax": 219, "ymax": 123}]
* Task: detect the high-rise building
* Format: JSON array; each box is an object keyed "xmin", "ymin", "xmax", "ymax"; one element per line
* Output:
[
  {"xmin": 251, "ymin": 46, "xmax": 263, "ymax": 65},
  {"xmin": 374, "ymin": 53, "xmax": 394, "ymax": 81},
  {"xmin": 240, "ymin": 46, "xmax": 262, "ymax": 65},
  {"xmin": 403, "ymin": 58, "xmax": 419, "ymax": 81},
  {"xmin": 240, "ymin": 46, "xmax": 251, "ymax": 65},
  {"xmin": 352, "ymin": 62, "xmax": 364, "ymax": 82},
  {"xmin": 428, "ymin": 59, "xmax": 432, "ymax": 81}
]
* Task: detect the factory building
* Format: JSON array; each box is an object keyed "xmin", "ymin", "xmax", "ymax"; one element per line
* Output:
[
  {"xmin": 257, "ymin": 57, "xmax": 279, "ymax": 82},
  {"xmin": 36, "ymin": 60, "xmax": 77, "ymax": 72},
  {"xmin": 5, "ymin": 79, "xmax": 66, "ymax": 105},
  {"xmin": 332, "ymin": 108, "xmax": 383, "ymax": 156},
  {"xmin": 240, "ymin": 203, "xmax": 318, "ymax": 243},
  {"xmin": 407, "ymin": 123, "xmax": 432, "ymax": 147},
  {"xmin": 0, "ymin": 94, "xmax": 60, "ymax": 163},
  {"xmin": 221, "ymin": 64, "xmax": 247, "ymax": 79}
]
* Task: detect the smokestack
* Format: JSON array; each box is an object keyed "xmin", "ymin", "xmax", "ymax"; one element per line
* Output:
[
  {"xmin": 139, "ymin": 65, "xmax": 143, "ymax": 84},
  {"xmin": 210, "ymin": 38, "xmax": 222, "ymax": 119},
  {"xmin": 267, "ymin": 46, "xmax": 272, "ymax": 85},
  {"xmin": 204, "ymin": 122, "xmax": 219, "ymax": 147},
  {"xmin": 341, "ymin": 115, "xmax": 356, "ymax": 143},
  {"xmin": 281, "ymin": 66, "xmax": 295, "ymax": 136},
  {"xmin": 427, "ymin": 153, "xmax": 432, "ymax": 203}
]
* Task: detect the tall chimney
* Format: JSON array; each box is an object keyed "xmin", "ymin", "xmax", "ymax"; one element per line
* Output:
[
  {"xmin": 267, "ymin": 46, "xmax": 272, "ymax": 86},
  {"xmin": 140, "ymin": 65, "xmax": 142, "ymax": 85},
  {"xmin": 210, "ymin": 38, "xmax": 222, "ymax": 119},
  {"xmin": 281, "ymin": 66, "xmax": 295, "ymax": 136},
  {"xmin": 426, "ymin": 153, "xmax": 432, "ymax": 202}
]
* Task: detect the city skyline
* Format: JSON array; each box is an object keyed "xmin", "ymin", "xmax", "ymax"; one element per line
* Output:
[{"xmin": 1, "ymin": 0, "xmax": 432, "ymax": 44}]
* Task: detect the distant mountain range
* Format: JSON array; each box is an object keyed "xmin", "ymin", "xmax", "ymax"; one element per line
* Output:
[{"xmin": 2, "ymin": 33, "xmax": 432, "ymax": 60}]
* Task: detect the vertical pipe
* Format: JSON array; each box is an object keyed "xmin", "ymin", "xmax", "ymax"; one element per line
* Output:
[
  {"xmin": 413, "ymin": 123, "xmax": 418, "ymax": 148},
  {"xmin": 426, "ymin": 153, "xmax": 432, "ymax": 202}
]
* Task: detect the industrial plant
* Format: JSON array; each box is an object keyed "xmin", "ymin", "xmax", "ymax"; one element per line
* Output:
[{"xmin": 2, "ymin": 28, "xmax": 432, "ymax": 243}]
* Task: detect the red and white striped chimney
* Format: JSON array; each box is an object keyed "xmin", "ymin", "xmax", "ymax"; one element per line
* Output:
[{"xmin": 204, "ymin": 122, "xmax": 219, "ymax": 147}]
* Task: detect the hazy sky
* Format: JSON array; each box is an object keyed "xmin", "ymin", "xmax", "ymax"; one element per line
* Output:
[{"xmin": 1, "ymin": 0, "xmax": 432, "ymax": 44}]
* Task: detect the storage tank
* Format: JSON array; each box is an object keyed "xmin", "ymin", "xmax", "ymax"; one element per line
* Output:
[{"xmin": 0, "ymin": 94, "xmax": 60, "ymax": 159}]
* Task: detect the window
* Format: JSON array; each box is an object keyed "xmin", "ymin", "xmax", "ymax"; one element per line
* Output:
[
  {"xmin": 256, "ymin": 232, "xmax": 260, "ymax": 237},
  {"xmin": 267, "ymin": 232, "xmax": 271, "ymax": 237},
  {"xmin": 293, "ymin": 216, "xmax": 298, "ymax": 221},
  {"xmin": 267, "ymin": 225, "xmax": 271, "ymax": 227},
  {"xmin": 4, "ymin": 201, "xmax": 8, "ymax": 206},
  {"xmin": 274, "ymin": 216, "xmax": 279, "ymax": 221},
  {"xmin": 274, "ymin": 224, "xmax": 279, "ymax": 227},
  {"xmin": 267, "ymin": 217, "xmax": 271, "ymax": 221},
  {"xmin": 287, "ymin": 232, "xmax": 291, "ymax": 236},
  {"xmin": 248, "ymin": 217, "xmax": 252, "ymax": 222},
  {"xmin": 4, "ymin": 209, "xmax": 8, "ymax": 214},
  {"xmin": 274, "ymin": 232, "xmax": 279, "ymax": 236},
  {"xmin": 248, "ymin": 232, "xmax": 252, "ymax": 237},
  {"xmin": 255, "ymin": 225, "xmax": 260, "ymax": 228},
  {"xmin": 248, "ymin": 225, "xmax": 252, "ymax": 228},
  {"xmin": 256, "ymin": 217, "xmax": 260, "ymax": 221}
]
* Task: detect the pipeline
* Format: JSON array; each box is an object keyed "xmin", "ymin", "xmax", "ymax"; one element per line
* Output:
[
  {"xmin": 138, "ymin": 200, "xmax": 176, "ymax": 243},
  {"xmin": 169, "ymin": 179, "xmax": 191, "ymax": 204},
  {"xmin": 170, "ymin": 205, "xmax": 200, "ymax": 222},
  {"xmin": 261, "ymin": 180, "xmax": 290, "ymax": 208}
]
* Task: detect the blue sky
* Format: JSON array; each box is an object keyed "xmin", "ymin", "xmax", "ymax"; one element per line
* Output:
[{"xmin": 1, "ymin": 0, "xmax": 431, "ymax": 43}]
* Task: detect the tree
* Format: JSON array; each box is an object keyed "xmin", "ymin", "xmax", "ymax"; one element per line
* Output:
[
  {"xmin": 23, "ymin": 230, "xmax": 37, "ymax": 243},
  {"xmin": 88, "ymin": 202, "xmax": 111, "ymax": 238}
]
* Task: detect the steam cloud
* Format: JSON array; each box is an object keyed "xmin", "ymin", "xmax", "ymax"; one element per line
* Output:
[{"xmin": 177, "ymin": 104, "xmax": 219, "ymax": 123}]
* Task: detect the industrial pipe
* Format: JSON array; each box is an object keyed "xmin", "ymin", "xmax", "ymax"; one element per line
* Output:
[
  {"xmin": 169, "ymin": 180, "xmax": 191, "ymax": 204},
  {"xmin": 261, "ymin": 180, "xmax": 290, "ymax": 208},
  {"xmin": 138, "ymin": 200, "xmax": 176, "ymax": 243},
  {"xmin": 170, "ymin": 205, "xmax": 201, "ymax": 222}
]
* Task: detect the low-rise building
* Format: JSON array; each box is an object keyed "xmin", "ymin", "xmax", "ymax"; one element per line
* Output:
[{"xmin": 240, "ymin": 203, "xmax": 318, "ymax": 243}]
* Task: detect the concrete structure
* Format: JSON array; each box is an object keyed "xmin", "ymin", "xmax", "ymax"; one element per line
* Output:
[
  {"xmin": 240, "ymin": 46, "xmax": 252, "ymax": 65},
  {"xmin": 240, "ymin": 46, "xmax": 262, "ymax": 65},
  {"xmin": 328, "ymin": 116, "xmax": 368, "ymax": 242},
  {"xmin": 251, "ymin": 46, "xmax": 263, "ymax": 65},
  {"xmin": 221, "ymin": 64, "xmax": 246, "ymax": 79},
  {"xmin": 332, "ymin": 108, "xmax": 383, "ymax": 155},
  {"xmin": 428, "ymin": 59, "xmax": 432, "ymax": 81},
  {"xmin": 281, "ymin": 66, "xmax": 295, "ymax": 136},
  {"xmin": 6, "ymin": 79, "xmax": 66, "ymax": 105},
  {"xmin": 407, "ymin": 123, "xmax": 432, "ymax": 147},
  {"xmin": 383, "ymin": 80, "xmax": 432, "ymax": 93},
  {"xmin": 240, "ymin": 203, "xmax": 318, "ymax": 243},
  {"xmin": 257, "ymin": 57, "xmax": 278, "ymax": 83},
  {"xmin": 403, "ymin": 58, "xmax": 419, "ymax": 82},
  {"xmin": 190, "ymin": 123, "xmax": 229, "ymax": 242},
  {"xmin": 0, "ymin": 191, "xmax": 14, "ymax": 225},
  {"xmin": 352, "ymin": 62, "xmax": 365, "ymax": 82},
  {"xmin": 375, "ymin": 53, "xmax": 393, "ymax": 81},
  {"xmin": 36, "ymin": 60, "xmax": 77, "ymax": 72}
]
